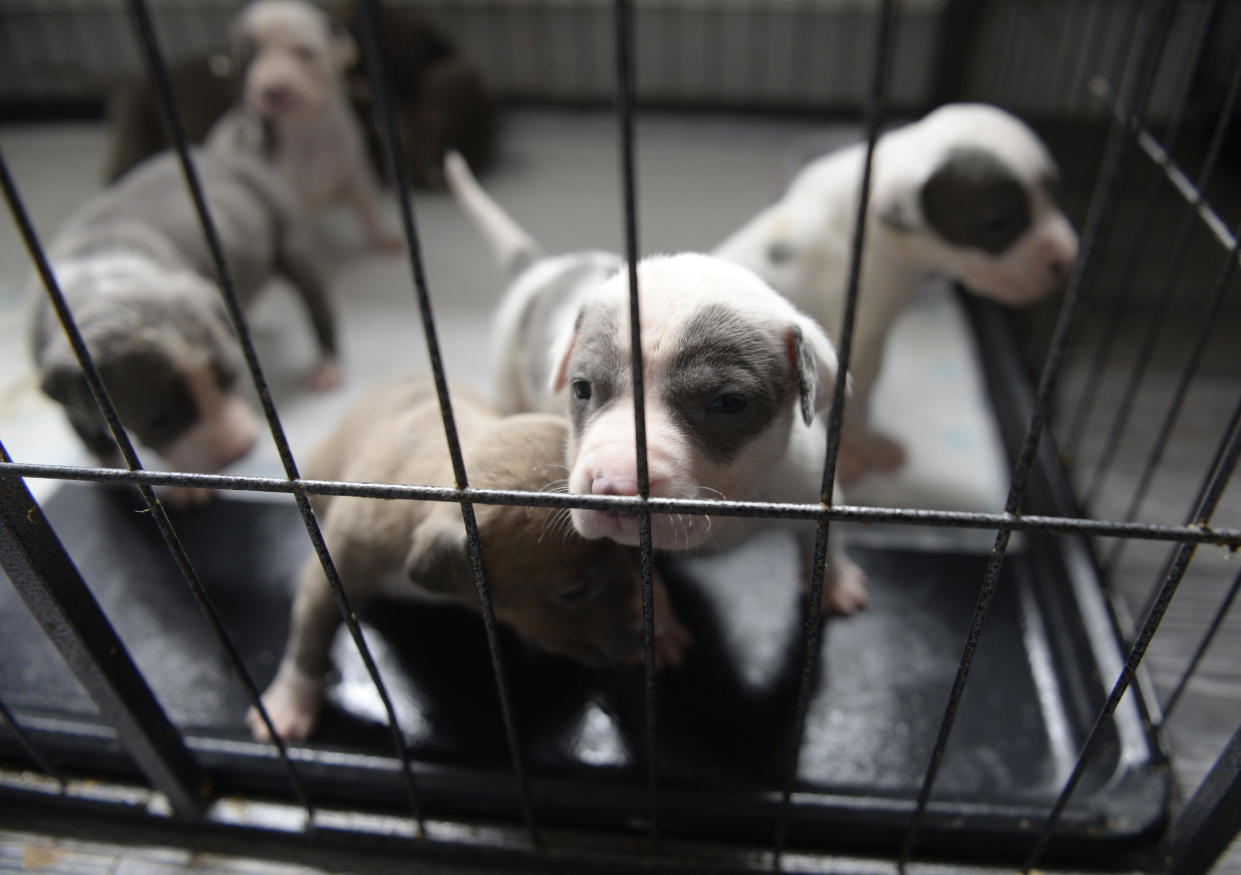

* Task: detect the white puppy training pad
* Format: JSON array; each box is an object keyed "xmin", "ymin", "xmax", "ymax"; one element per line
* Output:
[{"xmin": 843, "ymin": 276, "xmax": 1012, "ymax": 517}]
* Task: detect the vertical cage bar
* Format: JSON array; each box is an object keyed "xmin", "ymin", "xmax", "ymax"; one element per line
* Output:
[
  {"xmin": 1164, "ymin": 719, "xmax": 1241, "ymax": 875},
  {"xmin": 1063, "ymin": 0, "xmax": 1217, "ymax": 459},
  {"xmin": 0, "ymin": 460, "xmax": 204, "ymax": 817},
  {"xmin": 0, "ymin": 142, "xmax": 317, "ymax": 818},
  {"xmin": 124, "ymin": 0, "xmax": 412, "ymax": 826},
  {"xmin": 1161, "ymin": 563, "xmax": 1241, "ymax": 722},
  {"xmin": 772, "ymin": 0, "xmax": 897, "ymax": 864},
  {"xmin": 1022, "ymin": 391, "xmax": 1241, "ymax": 871},
  {"xmin": 1083, "ymin": 47, "xmax": 1241, "ymax": 508},
  {"xmin": 900, "ymin": 0, "xmax": 1177, "ymax": 864},
  {"xmin": 1100, "ymin": 216, "xmax": 1241, "ymax": 579},
  {"xmin": 612, "ymin": 0, "xmax": 660, "ymax": 848},
  {"xmin": 356, "ymin": 0, "xmax": 539, "ymax": 844}
]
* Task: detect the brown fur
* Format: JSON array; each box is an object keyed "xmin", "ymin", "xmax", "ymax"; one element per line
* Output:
[{"xmin": 249, "ymin": 375, "xmax": 688, "ymax": 742}]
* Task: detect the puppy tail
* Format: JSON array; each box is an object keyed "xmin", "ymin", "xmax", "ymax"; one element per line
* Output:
[{"xmin": 443, "ymin": 150, "xmax": 542, "ymax": 278}]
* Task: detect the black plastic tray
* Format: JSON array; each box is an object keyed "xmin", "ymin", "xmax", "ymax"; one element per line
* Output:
[{"xmin": 0, "ymin": 298, "xmax": 1168, "ymax": 867}]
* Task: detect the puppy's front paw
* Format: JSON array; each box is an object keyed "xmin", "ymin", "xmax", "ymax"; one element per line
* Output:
[
  {"xmin": 820, "ymin": 552, "xmax": 869, "ymax": 616},
  {"xmin": 246, "ymin": 667, "xmax": 324, "ymax": 743},
  {"xmin": 306, "ymin": 357, "xmax": 344, "ymax": 392}
]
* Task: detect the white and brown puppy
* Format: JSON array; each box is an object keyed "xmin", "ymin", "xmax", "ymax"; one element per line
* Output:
[
  {"xmin": 30, "ymin": 148, "xmax": 341, "ymax": 505},
  {"xmin": 209, "ymin": 0, "xmax": 402, "ymax": 252},
  {"xmin": 714, "ymin": 103, "xmax": 1078, "ymax": 484},
  {"xmin": 445, "ymin": 155, "xmax": 867, "ymax": 615},
  {"xmin": 250, "ymin": 376, "xmax": 691, "ymax": 742}
]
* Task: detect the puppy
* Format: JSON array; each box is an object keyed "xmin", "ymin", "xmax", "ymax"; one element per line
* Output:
[
  {"xmin": 30, "ymin": 148, "xmax": 341, "ymax": 505},
  {"xmin": 714, "ymin": 103, "xmax": 1078, "ymax": 484},
  {"xmin": 249, "ymin": 375, "xmax": 691, "ymax": 742},
  {"xmin": 445, "ymin": 154, "xmax": 867, "ymax": 615},
  {"xmin": 209, "ymin": 0, "xmax": 402, "ymax": 252}
]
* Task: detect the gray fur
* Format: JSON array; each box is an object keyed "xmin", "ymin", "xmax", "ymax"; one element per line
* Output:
[
  {"xmin": 30, "ymin": 148, "xmax": 335, "ymax": 456},
  {"xmin": 565, "ymin": 302, "xmax": 627, "ymax": 436},
  {"xmin": 664, "ymin": 304, "xmax": 788, "ymax": 465},
  {"xmin": 918, "ymin": 147, "xmax": 1032, "ymax": 254}
]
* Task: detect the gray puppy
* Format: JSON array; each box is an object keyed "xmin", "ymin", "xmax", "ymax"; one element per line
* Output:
[{"xmin": 30, "ymin": 148, "xmax": 341, "ymax": 504}]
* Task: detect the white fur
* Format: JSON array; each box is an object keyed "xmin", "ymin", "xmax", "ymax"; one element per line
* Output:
[
  {"xmin": 447, "ymin": 157, "xmax": 868, "ymax": 614},
  {"xmin": 714, "ymin": 102, "xmax": 1078, "ymax": 484}
]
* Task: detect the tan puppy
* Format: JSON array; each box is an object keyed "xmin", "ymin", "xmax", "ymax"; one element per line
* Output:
[{"xmin": 249, "ymin": 375, "xmax": 690, "ymax": 742}]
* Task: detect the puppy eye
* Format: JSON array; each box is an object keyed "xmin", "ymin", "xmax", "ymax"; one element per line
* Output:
[
  {"xmin": 553, "ymin": 579, "xmax": 597, "ymax": 604},
  {"xmin": 709, "ymin": 392, "xmax": 746, "ymax": 414},
  {"xmin": 571, "ymin": 379, "xmax": 593, "ymax": 401},
  {"xmin": 292, "ymin": 44, "xmax": 317, "ymax": 61}
]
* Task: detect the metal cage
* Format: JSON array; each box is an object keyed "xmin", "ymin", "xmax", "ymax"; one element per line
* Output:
[{"xmin": 1, "ymin": 0, "xmax": 1240, "ymax": 872}]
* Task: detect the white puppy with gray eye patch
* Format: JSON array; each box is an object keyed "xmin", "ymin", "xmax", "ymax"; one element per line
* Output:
[
  {"xmin": 446, "ymin": 153, "xmax": 867, "ymax": 614},
  {"xmin": 714, "ymin": 102, "xmax": 1078, "ymax": 485}
]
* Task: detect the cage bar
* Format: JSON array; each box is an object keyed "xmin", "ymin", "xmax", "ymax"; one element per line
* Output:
[
  {"xmin": 900, "ymin": 0, "xmax": 1178, "ymax": 863},
  {"xmin": 0, "ymin": 451, "xmax": 204, "ymax": 817},
  {"xmin": 354, "ymin": 0, "xmax": 539, "ymax": 843},
  {"xmin": 124, "ymin": 0, "xmax": 419, "ymax": 826}
]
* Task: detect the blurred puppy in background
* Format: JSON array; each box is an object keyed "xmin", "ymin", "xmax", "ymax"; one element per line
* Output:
[
  {"xmin": 102, "ymin": 1, "xmax": 496, "ymax": 197},
  {"xmin": 209, "ymin": 0, "xmax": 404, "ymax": 252},
  {"xmin": 714, "ymin": 103, "xmax": 1078, "ymax": 484},
  {"xmin": 30, "ymin": 149, "xmax": 341, "ymax": 506}
]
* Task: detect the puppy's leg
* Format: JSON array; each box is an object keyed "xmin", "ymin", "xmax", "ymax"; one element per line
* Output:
[
  {"xmin": 348, "ymin": 189, "xmax": 404, "ymax": 254},
  {"xmin": 835, "ymin": 344, "xmax": 906, "ymax": 485},
  {"xmin": 794, "ymin": 520, "xmax": 868, "ymax": 617},
  {"xmin": 275, "ymin": 235, "xmax": 343, "ymax": 392},
  {"xmin": 247, "ymin": 555, "xmax": 344, "ymax": 742}
]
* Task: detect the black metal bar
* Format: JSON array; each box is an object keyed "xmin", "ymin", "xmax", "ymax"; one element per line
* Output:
[
  {"xmin": 612, "ymin": 0, "xmax": 660, "ymax": 848},
  {"xmin": 1082, "ymin": 45, "xmax": 1241, "ymax": 508},
  {"xmin": 0, "ymin": 457, "xmax": 204, "ymax": 817},
  {"xmin": 0, "ymin": 695, "xmax": 65, "ymax": 787},
  {"xmin": 1163, "ymin": 719, "xmax": 1241, "ymax": 875},
  {"xmin": 1063, "ymin": 0, "xmax": 1218, "ymax": 457},
  {"xmin": 3, "ymin": 460, "xmax": 1240, "ymax": 549},
  {"xmin": 899, "ymin": 0, "xmax": 1177, "ymax": 865},
  {"xmin": 125, "ymin": 0, "xmax": 417, "ymax": 827},
  {"xmin": 1022, "ymin": 389, "xmax": 1241, "ymax": 871},
  {"xmin": 0, "ymin": 140, "xmax": 316, "ymax": 818},
  {"xmin": 773, "ymin": 0, "xmax": 896, "ymax": 866},
  {"xmin": 354, "ymin": 0, "xmax": 537, "ymax": 843},
  {"xmin": 1100, "ymin": 217, "xmax": 1241, "ymax": 579},
  {"xmin": 1161, "ymin": 563, "xmax": 1241, "ymax": 722}
]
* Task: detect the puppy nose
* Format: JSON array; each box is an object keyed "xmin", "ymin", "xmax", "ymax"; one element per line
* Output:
[
  {"xmin": 1049, "ymin": 256, "xmax": 1071, "ymax": 283},
  {"xmin": 261, "ymin": 84, "xmax": 292, "ymax": 108},
  {"xmin": 591, "ymin": 475, "xmax": 639, "ymax": 497}
]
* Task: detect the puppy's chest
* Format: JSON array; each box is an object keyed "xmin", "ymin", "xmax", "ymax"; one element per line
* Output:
[{"xmin": 276, "ymin": 114, "xmax": 364, "ymax": 206}]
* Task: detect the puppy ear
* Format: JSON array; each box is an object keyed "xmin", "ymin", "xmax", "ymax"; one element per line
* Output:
[
  {"xmin": 870, "ymin": 166, "xmax": 923, "ymax": 234},
  {"xmin": 787, "ymin": 317, "xmax": 844, "ymax": 426},
  {"xmin": 404, "ymin": 515, "xmax": 473, "ymax": 597},
  {"xmin": 548, "ymin": 309, "xmax": 584, "ymax": 394},
  {"xmin": 329, "ymin": 22, "xmax": 358, "ymax": 71},
  {"xmin": 39, "ymin": 360, "xmax": 86, "ymax": 405}
]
